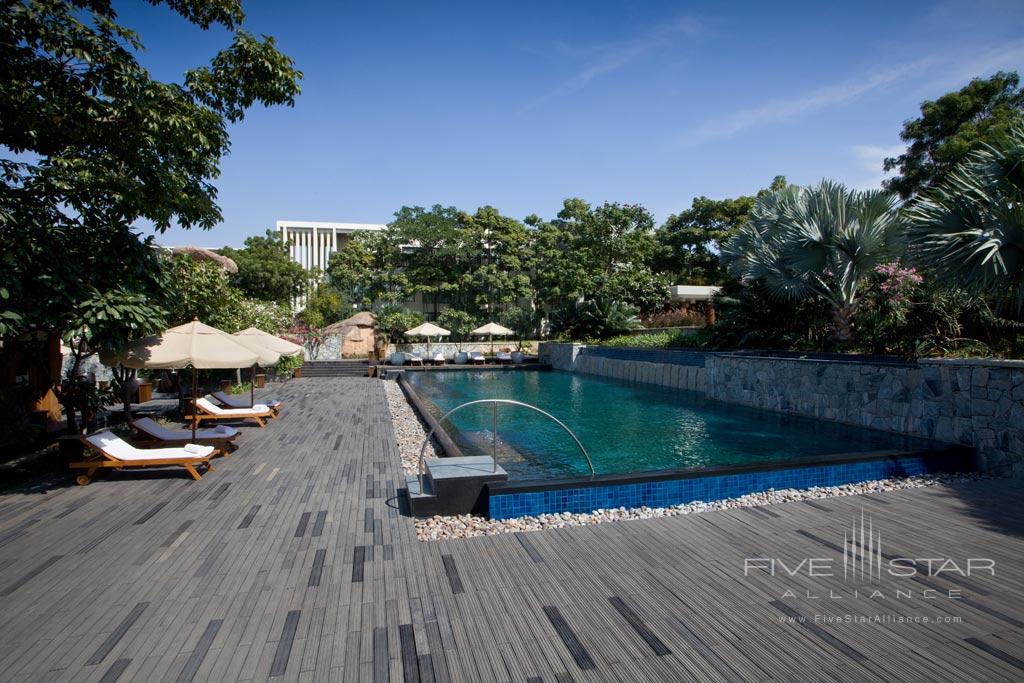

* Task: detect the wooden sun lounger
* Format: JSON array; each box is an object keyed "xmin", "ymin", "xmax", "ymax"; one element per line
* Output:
[
  {"xmin": 131, "ymin": 417, "xmax": 239, "ymax": 455},
  {"xmin": 211, "ymin": 391, "xmax": 282, "ymax": 417},
  {"xmin": 469, "ymin": 351, "xmax": 486, "ymax": 365},
  {"xmin": 187, "ymin": 397, "xmax": 274, "ymax": 428},
  {"xmin": 71, "ymin": 431, "xmax": 216, "ymax": 485},
  {"xmin": 407, "ymin": 353, "xmax": 425, "ymax": 367}
]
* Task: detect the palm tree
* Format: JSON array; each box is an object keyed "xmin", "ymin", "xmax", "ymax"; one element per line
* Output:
[
  {"xmin": 904, "ymin": 125, "xmax": 1024, "ymax": 317},
  {"xmin": 721, "ymin": 180, "xmax": 903, "ymax": 343}
]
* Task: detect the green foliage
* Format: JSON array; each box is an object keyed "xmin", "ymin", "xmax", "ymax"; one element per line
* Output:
[
  {"xmin": 655, "ymin": 177, "xmax": 787, "ymax": 285},
  {"xmin": 160, "ymin": 253, "xmax": 237, "ymax": 328},
  {"xmin": 461, "ymin": 206, "xmax": 533, "ymax": 314},
  {"xmin": 64, "ymin": 288, "xmax": 167, "ymax": 354},
  {"xmin": 222, "ymin": 297, "xmax": 293, "ymax": 333},
  {"xmin": 274, "ymin": 353, "xmax": 304, "ymax": 375},
  {"xmin": 436, "ymin": 309, "xmax": 479, "ymax": 350},
  {"xmin": 884, "ymin": 71, "xmax": 1024, "ymax": 199},
  {"xmin": 905, "ymin": 124, "xmax": 1024, "ymax": 316},
  {"xmin": 500, "ymin": 307, "xmax": 542, "ymax": 349},
  {"xmin": 222, "ymin": 230, "xmax": 307, "ymax": 305},
  {"xmin": 388, "ymin": 205, "xmax": 466, "ymax": 317},
  {"xmin": 722, "ymin": 180, "xmax": 903, "ymax": 342},
  {"xmin": 548, "ymin": 298, "xmax": 641, "ymax": 340},
  {"xmin": 299, "ymin": 285, "xmax": 349, "ymax": 329},
  {"xmin": 376, "ymin": 306, "xmax": 424, "ymax": 344},
  {"xmin": 1, "ymin": 0, "xmax": 300, "ymax": 347},
  {"xmin": 598, "ymin": 331, "xmax": 698, "ymax": 349},
  {"xmin": 703, "ymin": 279, "xmax": 834, "ymax": 351},
  {"xmin": 327, "ymin": 231, "xmax": 409, "ymax": 307},
  {"xmin": 532, "ymin": 199, "xmax": 667, "ymax": 313}
]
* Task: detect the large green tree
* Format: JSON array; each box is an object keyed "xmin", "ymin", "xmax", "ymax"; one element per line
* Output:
[
  {"xmin": 221, "ymin": 229, "xmax": 306, "ymax": 306},
  {"xmin": 326, "ymin": 230, "xmax": 409, "ymax": 308},
  {"xmin": 531, "ymin": 199, "xmax": 668, "ymax": 313},
  {"xmin": 656, "ymin": 176, "xmax": 787, "ymax": 284},
  {"xmin": 884, "ymin": 71, "xmax": 1024, "ymax": 199},
  {"xmin": 460, "ymin": 206, "xmax": 532, "ymax": 315},
  {"xmin": 387, "ymin": 205, "xmax": 468, "ymax": 318},
  {"xmin": 1, "ymin": 0, "xmax": 302, "ymax": 344}
]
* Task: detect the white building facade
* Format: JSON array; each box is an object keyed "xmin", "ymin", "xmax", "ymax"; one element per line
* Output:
[{"xmin": 277, "ymin": 220, "xmax": 386, "ymax": 308}]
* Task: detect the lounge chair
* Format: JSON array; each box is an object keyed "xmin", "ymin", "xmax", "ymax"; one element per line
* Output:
[
  {"xmin": 495, "ymin": 351, "xmax": 512, "ymax": 364},
  {"xmin": 469, "ymin": 351, "xmax": 486, "ymax": 365},
  {"xmin": 408, "ymin": 352, "xmax": 425, "ymax": 367},
  {"xmin": 71, "ymin": 431, "xmax": 215, "ymax": 485},
  {"xmin": 131, "ymin": 417, "xmax": 239, "ymax": 455},
  {"xmin": 189, "ymin": 397, "xmax": 274, "ymax": 428},
  {"xmin": 211, "ymin": 390, "xmax": 282, "ymax": 417},
  {"xmin": 432, "ymin": 352, "xmax": 446, "ymax": 366}
]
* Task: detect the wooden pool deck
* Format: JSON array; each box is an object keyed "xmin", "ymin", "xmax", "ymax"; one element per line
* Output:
[{"xmin": 0, "ymin": 377, "xmax": 1021, "ymax": 682}]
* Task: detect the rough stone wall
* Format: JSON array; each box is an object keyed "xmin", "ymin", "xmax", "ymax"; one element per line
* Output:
[
  {"xmin": 706, "ymin": 355, "xmax": 1024, "ymax": 477},
  {"xmin": 539, "ymin": 343, "xmax": 707, "ymax": 392}
]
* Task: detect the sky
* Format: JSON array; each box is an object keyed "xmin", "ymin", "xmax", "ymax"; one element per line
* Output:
[{"xmin": 117, "ymin": 0, "xmax": 1024, "ymax": 248}]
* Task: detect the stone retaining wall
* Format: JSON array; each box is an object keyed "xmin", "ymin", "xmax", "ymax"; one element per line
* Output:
[
  {"xmin": 706, "ymin": 355, "xmax": 1024, "ymax": 477},
  {"xmin": 539, "ymin": 343, "xmax": 707, "ymax": 392}
]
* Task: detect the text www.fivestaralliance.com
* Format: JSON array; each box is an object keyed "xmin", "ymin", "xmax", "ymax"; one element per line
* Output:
[{"xmin": 779, "ymin": 614, "xmax": 962, "ymax": 625}]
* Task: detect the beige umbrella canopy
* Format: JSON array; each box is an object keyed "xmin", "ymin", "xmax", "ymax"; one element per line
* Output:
[
  {"xmin": 102, "ymin": 320, "xmax": 262, "ymax": 438},
  {"xmin": 471, "ymin": 322, "xmax": 514, "ymax": 354},
  {"xmin": 234, "ymin": 327, "xmax": 304, "ymax": 357},
  {"xmin": 404, "ymin": 322, "xmax": 450, "ymax": 356}
]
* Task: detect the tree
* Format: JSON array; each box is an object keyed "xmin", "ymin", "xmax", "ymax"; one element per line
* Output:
[
  {"xmin": 326, "ymin": 230, "xmax": 409, "ymax": 307},
  {"xmin": 656, "ymin": 176, "xmax": 787, "ymax": 284},
  {"xmin": 548, "ymin": 298, "xmax": 641, "ymax": 340},
  {"xmin": 531, "ymin": 199, "xmax": 668, "ymax": 313},
  {"xmin": 884, "ymin": 72, "xmax": 1024, "ymax": 199},
  {"xmin": 376, "ymin": 306, "xmax": 424, "ymax": 344},
  {"xmin": 299, "ymin": 285, "xmax": 349, "ymax": 329},
  {"xmin": 62, "ymin": 288, "xmax": 166, "ymax": 431},
  {"xmin": 500, "ymin": 306, "xmax": 542, "ymax": 350},
  {"xmin": 160, "ymin": 253, "xmax": 239, "ymax": 328},
  {"xmin": 221, "ymin": 230, "xmax": 306, "ymax": 306},
  {"xmin": 460, "ymin": 207, "xmax": 532, "ymax": 316},
  {"xmin": 1, "ymin": 0, "xmax": 302, "ymax": 355},
  {"xmin": 721, "ymin": 180, "xmax": 903, "ymax": 343},
  {"xmin": 905, "ymin": 124, "xmax": 1024, "ymax": 316},
  {"xmin": 388, "ymin": 205, "xmax": 468, "ymax": 318},
  {"xmin": 436, "ymin": 309, "xmax": 478, "ymax": 351}
]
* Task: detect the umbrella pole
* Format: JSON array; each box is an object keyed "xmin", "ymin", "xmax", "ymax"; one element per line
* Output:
[
  {"xmin": 251, "ymin": 364, "xmax": 256, "ymax": 408},
  {"xmin": 191, "ymin": 367, "xmax": 198, "ymax": 441}
]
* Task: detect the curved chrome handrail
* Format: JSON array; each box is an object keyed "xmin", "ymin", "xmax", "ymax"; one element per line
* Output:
[{"xmin": 417, "ymin": 399, "xmax": 594, "ymax": 493}]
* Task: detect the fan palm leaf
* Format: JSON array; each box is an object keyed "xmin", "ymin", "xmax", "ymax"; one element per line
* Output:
[{"xmin": 905, "ymin": 125, "xmax": 1024, "ymax": 313}]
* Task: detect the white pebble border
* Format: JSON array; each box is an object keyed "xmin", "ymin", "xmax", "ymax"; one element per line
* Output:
[
  {"xmin": 384, "ymin": 378, "xmax": 441, "ymax": 474},
  {"xmin": 415, "ymin": 472, "xmax": 990, "ymax": 541},
  {"xmin": 382, "ymin": 378, "xmax": 991, "ymax": 542}
]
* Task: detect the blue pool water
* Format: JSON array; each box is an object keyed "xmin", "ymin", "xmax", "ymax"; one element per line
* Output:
[{"xmin": 405, "ymin": 370, "xmax": 936, "ymax": 481}]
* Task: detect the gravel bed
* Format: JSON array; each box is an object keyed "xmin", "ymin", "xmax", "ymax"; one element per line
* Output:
[
  {"xmin": 415, "ymin": 472, "xmax": 990, "ymax": 541},
  {"xmin": 384, "ymin": 379, "xmax": 441, "ymax": 474}
]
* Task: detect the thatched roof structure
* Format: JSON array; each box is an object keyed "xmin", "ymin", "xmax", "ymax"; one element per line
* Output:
[
  {"xmin": 169, "ymin": 246, "xmax": 238, "ymax": 274},
  {"xmin": 323, "ymin": 311, "xmax": 376, "ymax": 334}
]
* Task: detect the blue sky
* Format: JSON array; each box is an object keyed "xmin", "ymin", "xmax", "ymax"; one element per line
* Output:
[{"xmin": 121, "ymin": 0, "xmax": 1024, "ymax": 248}]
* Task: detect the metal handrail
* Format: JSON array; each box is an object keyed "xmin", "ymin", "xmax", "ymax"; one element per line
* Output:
[{"xmin": 417, "ymin": 399, "xmax": 594, "ymax": 493}]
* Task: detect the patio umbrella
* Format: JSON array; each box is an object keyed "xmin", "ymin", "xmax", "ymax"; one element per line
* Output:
[
  {"xmin": 227, "ymin": 333, "xmax": 282, "ymax": 408},
  {"xmin": 404, "ymin": 322, "xmax": 450, "ymax": 357},
  {"xmin": 471, "ymin": 322, "xmax": 514, "ymax": 354},
  {"xmin": 103, "ymin": 319, "xmax": 261, "ymax": 439},
  {"xmin": 234, "ymin": 327, "xmax": 304, "ymax": 357}
]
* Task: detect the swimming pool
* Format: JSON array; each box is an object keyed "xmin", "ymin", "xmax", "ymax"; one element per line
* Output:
[{"xmin": 404, "ymin": 369, "xmax": 940, "ymax": 481}]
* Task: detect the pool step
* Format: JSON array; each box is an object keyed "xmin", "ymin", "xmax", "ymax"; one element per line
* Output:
[
  {"xmin": 405, "ymin": 456, "xmax": 508, "ymax": 517},
  {"xmin": 300, "ymin": 360, "xmax": 370, "ymax": 377}
]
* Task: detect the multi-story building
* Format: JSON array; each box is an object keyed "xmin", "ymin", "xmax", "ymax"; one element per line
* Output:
[{"xmin": 277, "ymin": 220, "xmax": 386, "ymax": 309}]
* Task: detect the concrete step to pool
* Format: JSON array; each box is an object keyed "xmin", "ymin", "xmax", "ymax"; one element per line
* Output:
[{"xmin": 406, "ymin": 456, "xmax": 507, "ymax": 517}]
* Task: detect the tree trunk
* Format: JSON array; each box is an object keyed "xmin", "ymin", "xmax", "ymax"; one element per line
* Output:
[{"xmin": 832, "ymin": 304, "xmax": 856, "ymax": 345}]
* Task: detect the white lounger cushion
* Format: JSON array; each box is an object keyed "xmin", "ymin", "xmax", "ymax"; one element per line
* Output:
[
  {"xmin": 211, "ymin": 392, "xmax": 280, "ymax": 409},
  {"xmin": 196, "ymin": 397, "xmax": 270, "ymax": 416},
  {"xmin": 86, "ymin": 432, "xmax": 214, "ymax": 461},
  {"xmin": 133, "ymin": 417, "xmax": 238, "ymax": 440}
]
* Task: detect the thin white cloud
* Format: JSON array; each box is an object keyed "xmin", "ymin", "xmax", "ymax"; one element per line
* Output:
[
  {"xmin": 679, "ymin": 58, "xmax": 935, "ymax": 145},
  {"xmin": 849, "ymin": 143, "xmax": 905, "ymax": 190},
  {"xmin": 519, "ymin": 16, "xmax": 701, "ymax": 113}
]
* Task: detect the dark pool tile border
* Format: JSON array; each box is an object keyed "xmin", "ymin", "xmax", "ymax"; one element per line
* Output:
[
  {"xmin": 487, "ymin": 448, "xmax": 973, "ymax": 520},
  {"xmin": 487, "ymin": 445, "xmax": 973, "ymax": 495}
]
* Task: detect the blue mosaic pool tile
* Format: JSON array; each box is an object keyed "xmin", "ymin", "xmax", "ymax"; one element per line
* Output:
[{"xmin": 488, "ymin": 455, "xmax": 940, "ymax": 520}]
